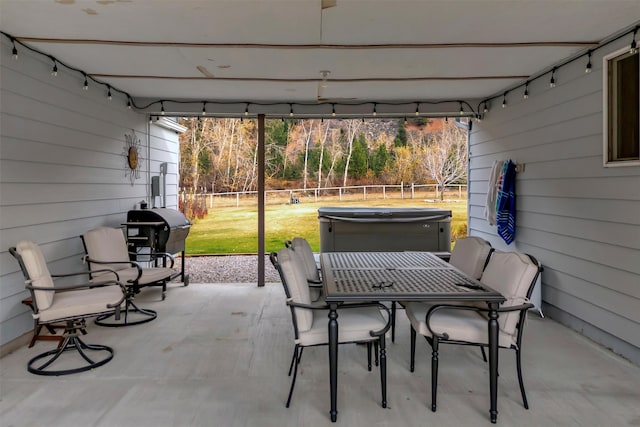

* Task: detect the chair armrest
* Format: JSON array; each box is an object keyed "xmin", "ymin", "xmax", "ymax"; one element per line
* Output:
[
  {"xmin": 52, "ymin": 268, "xmax": 120, "ymax": 280},
  {"xmin": 307, "ymin": 280, "xmax": 323, "ymax": 288},
  {"xmin": 495, "ymin": 303, "xmax": 534, "ymax": 313},
  {"xmin": 424, "ymin": 302, "xmax": 535, "ymax": 339},
  {"xmin": 287, "ymin": 299, "xmax": 330, "ymax": 310},
  {"xmin": 153, "ymin": 252, "xmax": 175, "ymax": 268},
  {"xmin": 27, "ymin": 278, "xmax": 125, "ymax": 293},
  {"xmin": 333, "ymin": 302, "xmax": 392, "ymax": 337},
  {"xmin": 84, "ymin": 256, "xmax": 143, "ymax": 283},
  {"xmin": 463, "ymin": 302, "xmax": 535, "ymax": 314}
]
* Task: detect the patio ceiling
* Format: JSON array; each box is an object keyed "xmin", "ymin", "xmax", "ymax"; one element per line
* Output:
[{"xmin": 1, "ymin": 0, "xmax": 639, "ymax": 116}]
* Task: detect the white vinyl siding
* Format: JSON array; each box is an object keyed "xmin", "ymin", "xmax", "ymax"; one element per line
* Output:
[
  {"xmin": 469, "ymin": 37, "xmax": 640, "ymax": 363},
  {"xmin": 0, "ymin": 39, "xmax": 180, "ymax": 346}
]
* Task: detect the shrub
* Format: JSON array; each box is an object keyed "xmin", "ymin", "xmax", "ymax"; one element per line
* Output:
[
  {"xmin": 451, "ymin": 222, "xmax": 468, "ymax": 242},
  {"xmin": 179, "ymin": 197, "xmax": 208, "ymax": 221}
]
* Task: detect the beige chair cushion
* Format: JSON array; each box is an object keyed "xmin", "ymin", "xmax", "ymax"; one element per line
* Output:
[
  {"xmin": 38, "ymin": 285, "xmax": 124, "ymax": 323},
  {"xmin": 480, "ymin": 251, "xmax": 539, "ymax": 336},
  {"xmin": 449, "ymin": 236, "xmax": 492, "ymax": 280},
  {"xmin": 290, "ymin": 237, "xmax": 321, "ymax": 283},
  {"xmin": 83, "ymin": 227, "xmax": 131, "ymax": 273},
  {"xmin": 297, "ymin": 307, "xmax": 388, "ymax": 347},
  {"xmin": 16, "ymin": 241, "xmax": 55, "ymax": 310},
  {"xmin": 277, "ymin": 247, "xmax": 313, "ymax": 332},
  {"xmin": 405, "ymin": 301, "xmax": 516, "ymax": 348},
  {"xmin": 289, "ymin": 238, "xmax": 322, "ymax": 302},
  {"xmin": 308, "ymin": 287, "xmax": 322, "ymax": 302}
]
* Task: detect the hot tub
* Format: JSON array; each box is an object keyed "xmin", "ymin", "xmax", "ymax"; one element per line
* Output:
[{"xmin": 318, "ymin": 207, "xmax": 452, "ymax": 253}]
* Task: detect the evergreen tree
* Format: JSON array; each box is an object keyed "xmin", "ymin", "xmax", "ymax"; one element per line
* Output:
[
  {"xmin": 349, "ymin": 133, "xmax": 369, "ymax": 179},
  {"xmin": 371, "ymin": 143, "xmax": 389, "ymax": 177},
  {"xmin": 265, "ymin": 120, "xmax": 289, "ymax": 178},
  {"xmin": 394, "ymin": 119, "xmax": 408, "ymax": 147}
]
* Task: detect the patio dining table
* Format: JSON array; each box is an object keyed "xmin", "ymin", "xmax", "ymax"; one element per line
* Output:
[{"xmin": 320, "ymin": 251, "xmax": 506, "ymax": 423}]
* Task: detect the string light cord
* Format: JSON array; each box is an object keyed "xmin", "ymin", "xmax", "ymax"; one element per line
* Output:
[
  {"xmin": 1, "ymin": 31, "xmax": 133, "ymax": 104},
  {"xmin": 477, "ymin": 23, "xmax": 639, "ymax": 114},
  {"xmin": 10, "ymin": 25, "xmax": 639, "ymax": 119},
  {"xmin": 2, "ymin": 30, "xmax": 477, "ymax": 118},
  {"xmin": 137, "ymin": 99, "xmax": 477, "ymax": 118}
]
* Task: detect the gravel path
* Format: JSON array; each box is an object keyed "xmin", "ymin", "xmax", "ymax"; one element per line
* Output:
[{"xmin": 184, "ymin": 255, "xmax": 281, "ymax": 283}]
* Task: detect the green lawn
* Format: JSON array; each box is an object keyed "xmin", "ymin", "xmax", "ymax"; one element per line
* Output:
[{"xmin": 186, "ymin": 198, "xmax": 468, "ymax": 254}]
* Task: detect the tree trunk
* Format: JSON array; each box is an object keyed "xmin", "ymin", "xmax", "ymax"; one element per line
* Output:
[
  {"xmin": 342, "ymin": 120, "xmax": 361, "ymax": 187},
  {"xmin": 317, "ymin": 122, "xmax": 330, "ymax": 189},
  {"xmin": 301, "ymin": 121, "xmax": 314, "ymax": 190}
]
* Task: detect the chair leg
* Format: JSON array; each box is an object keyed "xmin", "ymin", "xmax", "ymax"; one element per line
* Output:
[
  {"xmin": 288, "ymin": 345, "xmax": 299, "ymax": 376},
  {"xmin": 378, "ymin": 335, "xmax": 387, "ymax": 408},
  {"xmin": 286, "ymin": 345, "xmax": 302, "ymax": 408},
  {"xmin": 27, "ymin": 323, "xmax": 114, "ymax": 376},
  {"xmin": 410, "ymin": 326, "xmax": 416, "ymax": 372},
  {"xmin": 516, "ymin": 348, "xmax": 529, "ymax": 409},
  {"xmin": 374, "ymin": 341, "xmax": 379, "ymax": 366},
  {"xmin": 391, "ymin": 301, "xmax": 396, "ymax": 343},
  {"xmin": 480, "ymin": 346, "xmax": 488, "ymax": 363},
  {"xmin": 431, "ymin": 336, "xmax": 439, "ymax": 412},
  {"xmin": 367, "ymin": 342, "xmax": 372, "ymax": 371}
]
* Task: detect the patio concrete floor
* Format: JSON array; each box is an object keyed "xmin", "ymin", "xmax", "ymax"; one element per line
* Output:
[{"xmin": 1, "ymin": 281, "xmax": 639, "ymax": 427}]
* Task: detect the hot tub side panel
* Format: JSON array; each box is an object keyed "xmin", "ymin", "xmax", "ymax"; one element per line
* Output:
[{"xmin": 318, "ymin": 207, "xmax": 451, "ymax": 252}]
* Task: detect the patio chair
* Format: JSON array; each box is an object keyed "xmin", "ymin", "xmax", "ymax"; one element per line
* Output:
[
  {"xmin": 448, "ymin": 236, "xmax": 494, "ymax": 280},
  {"xmin": 285, "ymin": 237, "xmax": 323, "ymax": 301},
  {"xmin": 391, "ymin": 236, "xmax": 494, "ymax": 342},
  {"xmin": 9, "ymin": 241, "xmax": 126, "ymax": 376},
  {"xmin": 270, "ymin": 247, "xmax": 391, "ymax": 408},
  {"xmin": 285, "ymin": 237, "xmax": 381, "ymax": 365},
  {"xmin": 82, "ymin": 226, "xmax": 175, "ymax": 327},
  {"xmin": 404, "ymin": 251, "xmax": 542, "ymax": 411}
]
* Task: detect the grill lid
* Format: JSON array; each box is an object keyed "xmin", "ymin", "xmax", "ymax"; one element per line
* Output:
[{"xmin": 127, "ymin": 208, "xmax": 190, "ymax": 228}]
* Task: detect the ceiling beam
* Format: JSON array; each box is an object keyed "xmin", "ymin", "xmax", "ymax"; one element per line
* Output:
[
  {"xmin": 91, "ymin": 74, "xmax": 529, "ymax": 82},
  {"xmin": 17, "ymin": 37, "xmax": 599, "ymax": 50}
]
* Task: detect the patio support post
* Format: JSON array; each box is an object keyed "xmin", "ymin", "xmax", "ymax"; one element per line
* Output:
[
  {"xmin": 258, "ymin": 114, "xmax": 265, "ymax": 287},
  {"xmin": 328, "ymin": 303, "xmax": 339, "ymax": 422},
  {"xmin": 488, "ymin": 302, "xmax": 500, "ymax": 423}
]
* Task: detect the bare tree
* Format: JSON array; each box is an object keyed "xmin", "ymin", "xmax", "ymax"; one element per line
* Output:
[
  {"xmin": 342, "ymin": 119, "xmax": 363, "ymax": 187},
  {"xmin": 181, "ymin": 118, "xmax": 215, "ymax": 192},
  {"xmin": 317, "ymin": 121, "xmax": 332, "ymax": 189},
  {"xmin": 421, "ymin": 120, "xmax": 468, "ymax": 199},
  {"xmin": 299, "ymin": 120, "xmax": 315, "ymax": 190},
  {"xmin": 323, "ymin": 129, "xmax": 342, "ymax": 187}
]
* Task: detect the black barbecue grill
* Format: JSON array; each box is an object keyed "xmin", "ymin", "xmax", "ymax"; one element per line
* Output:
[{"xmin": 124, "ymin": 208, "xmax": 191, "ymax": 285}]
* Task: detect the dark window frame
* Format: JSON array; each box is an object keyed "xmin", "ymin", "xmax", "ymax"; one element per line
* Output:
[{"xmin": 603, "ymin": 47, "xmax": 639, "ymax": 167}]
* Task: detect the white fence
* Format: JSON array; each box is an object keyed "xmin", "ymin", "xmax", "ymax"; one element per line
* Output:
[{"xmin": 180, "ymin": 183, "xmax": 467, "ymax": 208}]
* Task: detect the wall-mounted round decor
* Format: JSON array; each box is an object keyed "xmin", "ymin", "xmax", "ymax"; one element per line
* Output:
[{"xmin": 123, "ymin": 130, "xmax": 143, "ymax": 185}]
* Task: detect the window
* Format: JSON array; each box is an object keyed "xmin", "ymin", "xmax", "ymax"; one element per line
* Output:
[{"xmin": 603, "ymin": 47, "xmax": 639, "ymax": 167}]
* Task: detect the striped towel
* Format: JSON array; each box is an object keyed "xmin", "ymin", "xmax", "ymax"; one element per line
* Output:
[
  {"xmin": 496, "ymin": 160, "xmax": 517, "ymax": 244},
  {"xmin": 484, "ymin": 159, "xmax": 505, "ymax": 226}
]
